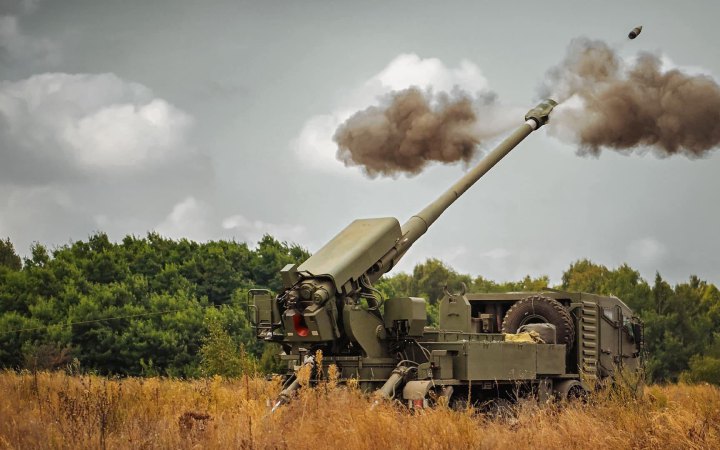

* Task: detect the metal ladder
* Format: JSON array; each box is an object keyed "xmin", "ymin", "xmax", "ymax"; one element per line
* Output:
[{"xmin": 580, "ymin": 301, "xmax": 599, "ymax": 380}]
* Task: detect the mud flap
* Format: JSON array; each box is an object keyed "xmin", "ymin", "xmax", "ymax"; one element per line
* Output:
[{"xmin": 403, "ymin": 380, "xmax": 434, "ymax": 409}]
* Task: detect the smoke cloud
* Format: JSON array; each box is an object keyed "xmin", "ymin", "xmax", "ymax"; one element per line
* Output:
[
  {"xmin": 544, "ymin": 38, "xmax": 720, "ymax": 157},
  {"xmin": 333, "ymin": 87, "xmax": 513, "ymax": 177},
  {"xmin": 333, "ymin": 41, "xmax": 720, "ymax": 177}
]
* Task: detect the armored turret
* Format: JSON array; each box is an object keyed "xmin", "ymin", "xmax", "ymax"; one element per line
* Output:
[{"xmin": 251, "ymin": 99, "xmax": 558, "ymax": 351}]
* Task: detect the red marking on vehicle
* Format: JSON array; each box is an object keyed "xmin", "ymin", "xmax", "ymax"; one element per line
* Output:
[{"xmin": 293, "ymin": 314, "xmax": 310, "ymax": 337}]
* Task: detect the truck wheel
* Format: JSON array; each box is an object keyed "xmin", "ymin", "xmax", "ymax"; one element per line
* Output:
[
  {"xmin": 501, "ymin": 295, "xmax": 575, "ymax": 349},
  {"xmin": 553, "ymin": 379, "xmax": 588, "ymax": 402}
]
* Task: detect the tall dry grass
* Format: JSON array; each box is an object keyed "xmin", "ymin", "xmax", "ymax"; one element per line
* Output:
[{"xmin": 0, "ymin": 370, "xmax": 718, "ymax": 449}]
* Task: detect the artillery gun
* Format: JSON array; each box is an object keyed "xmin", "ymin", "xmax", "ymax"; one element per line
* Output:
[{"xmin": 249, "ymin": 99, "xmax": 644, "ymax": 409}]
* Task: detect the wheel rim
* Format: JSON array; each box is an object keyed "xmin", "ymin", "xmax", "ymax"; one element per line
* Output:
[{"xmin": 519, "ymin": 314, "xmax": 548, "ymax": 326}]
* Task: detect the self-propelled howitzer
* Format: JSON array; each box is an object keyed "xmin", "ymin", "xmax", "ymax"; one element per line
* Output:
[
  {"xmin": 251, "ymin": 100, "xmax": 556, "ymax": 350},
  {"xmin": 249, "ymin": 99, "xmax": 642, "ymax": 408}
]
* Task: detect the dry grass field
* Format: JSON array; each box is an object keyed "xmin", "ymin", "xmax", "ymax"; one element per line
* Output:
[{"xmin": 0, "ymin": 370, "xmax": 718, "ymax": 450}]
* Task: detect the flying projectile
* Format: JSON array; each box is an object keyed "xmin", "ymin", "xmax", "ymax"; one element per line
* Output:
[{"xmin": 628, "ymin": 26, "xmax": 643, "ymax": 39}]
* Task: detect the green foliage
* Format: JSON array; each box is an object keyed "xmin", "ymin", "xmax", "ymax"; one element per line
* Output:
[
  {"xmin": 561, "ymin": 260, "xmax": 653, "ymax": 312},
  {"xmin": 0, "ymin": 238, "xmax": 22, "ymax": 271},
  {"xmin": 258, "ymin": 343, "xmax": 286, "ymax": 374},
  {"xmin": 377, "ymin": 258, "xmax": 550, "ymax": 325},
  {"xmin": 680, "ymin": 334, "xmax": 720, "ymax": 384},
  {"xmin": 1, "ymin": 232, "xmax": 718, "ymax": 385},
  {"xmin": 471, "ymin": 274, "xmax": 551, "ymax": 293},
  {"xmin": 680, "ymin": 355, "xmax": 720, "ymax": 384},
  {"xmin": 561, "ymin": 260, "xmax": 720, "ymax": 383},
  {"xmin": 200, "ymin": 318, "xmax": 258, "ymax": 377},
  {"xmin": 411, "ymin": 258, "xmax": 467, "ymax": 304},
  {"xmin": 0, "ymin": 233, "xmax": 308, "ymax": 377}
]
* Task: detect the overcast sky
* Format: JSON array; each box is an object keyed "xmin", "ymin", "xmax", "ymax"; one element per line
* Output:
[{"xmin": 1, "ymin": 0, "xmax": 719, "ymax": 285}]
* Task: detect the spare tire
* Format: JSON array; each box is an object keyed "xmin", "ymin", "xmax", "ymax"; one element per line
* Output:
[
  {"xmin": 518, "ymin": 323, "xmax": 557, "ymax": 344},
  {"xmin": 501, "ymin": 295, "xmax": 575, "ymax": 349}
]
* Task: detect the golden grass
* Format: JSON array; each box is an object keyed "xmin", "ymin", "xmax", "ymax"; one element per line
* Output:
[{"xmin": 1, "ymin": 370, "xmax": 718, "ymax": 450}]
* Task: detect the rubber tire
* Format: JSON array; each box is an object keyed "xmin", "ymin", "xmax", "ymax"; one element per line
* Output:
[
  {"xmin": 501, "ymin": 295, "xmax": 575, "ymax": 349},
  {"xmin": 553, "ymin": 379, "xmax": 588, "ymax": 403}
]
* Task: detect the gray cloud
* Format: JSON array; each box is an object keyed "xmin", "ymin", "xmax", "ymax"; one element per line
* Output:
[
  {"xmin": 0, "ymin": 0, "xmax": 40, "ymax": 16},
  {"xmin": 0, "ymin": 0, "xmax": 718, "ymax": 286},
  {"xmin": 0, "ymin": 70, "xmax": 214, "ymax": 252},
  {"xmin": 0, "ymin": 72, "xmax": 196, "ymax": 184},
  {"xmin": 154, "ymin": 196, "xmax": 308, "ymax": 244},
  {"xmin": 0, "ymin": 11, "xmax": 58, "ymax": 68}
]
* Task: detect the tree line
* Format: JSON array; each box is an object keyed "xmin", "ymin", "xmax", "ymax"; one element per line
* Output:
[{"xmin": 1, "ymin": 235, "xmax": 718, "ymax": 383}]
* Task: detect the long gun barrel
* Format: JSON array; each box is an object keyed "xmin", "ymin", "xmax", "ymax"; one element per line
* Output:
[
  {"xmin": 370, "ymin": 99, "xmax": 557, "ymax": 279},
  {"xmin": 252, "ymin": 99, "xmax": 557, "ymax": 348},
  {"xmin": 253, "ymin": 96, "xmax": 641, "ymax": 414}
]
